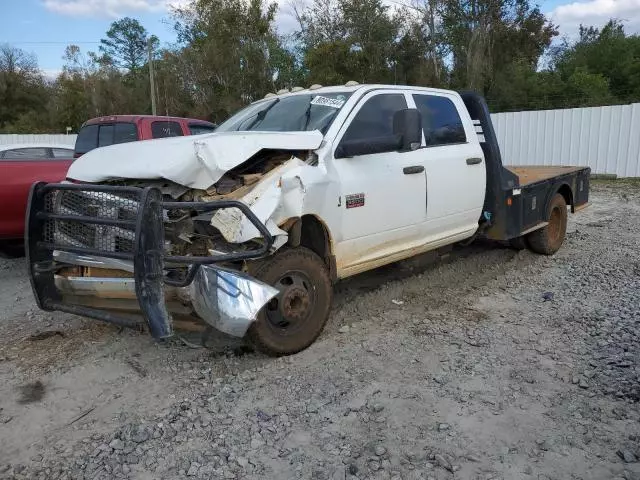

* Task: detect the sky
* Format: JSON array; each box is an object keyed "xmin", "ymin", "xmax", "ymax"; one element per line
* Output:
[{"xmin": 2, "ymin": 0, "xmax": 640, "ymax": 79}]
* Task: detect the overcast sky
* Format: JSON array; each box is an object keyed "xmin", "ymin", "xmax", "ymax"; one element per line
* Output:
[{"xmin": 3, "ymin": 0, "xmax": 640, "ymax": 78}]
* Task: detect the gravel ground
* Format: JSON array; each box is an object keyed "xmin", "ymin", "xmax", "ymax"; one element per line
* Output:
[{"xmin": 1, "ymin": 180, "xmax": 639, "ymax": 480}]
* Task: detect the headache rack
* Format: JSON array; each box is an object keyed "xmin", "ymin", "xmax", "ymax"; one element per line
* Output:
[{"xmin": 26, "ymin": 182, "xmax": 274, "ymax": 338}]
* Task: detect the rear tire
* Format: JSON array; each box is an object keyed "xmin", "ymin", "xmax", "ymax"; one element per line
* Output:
[
  {"xmin": 247, "ymin": 247, "xmax": 332, "ymax": 356},
  {"xmin": 508, "ymin": 236, "xmax": 527, "ymax": 251},
  {"xmin": 526, "ymin": 193, "xmax": 568, "ymax": 255}
]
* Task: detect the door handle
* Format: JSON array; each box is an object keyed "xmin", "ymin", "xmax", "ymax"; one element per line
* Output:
[
  {"xmin": 466, "ymin": 157, "xmax": 483, "ymax": 165},
  {"xmin": 403, "ymin": 165, "xmax": 424, "ymax": 174}
]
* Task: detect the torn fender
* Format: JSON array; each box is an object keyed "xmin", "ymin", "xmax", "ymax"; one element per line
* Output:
[
  {"xmin": 210, "ymin": 157, "xmax": 330, "ymax": 247},
  {"xmin": 67, "ymin": 130, "xmax": 324, "ymax": 190}
]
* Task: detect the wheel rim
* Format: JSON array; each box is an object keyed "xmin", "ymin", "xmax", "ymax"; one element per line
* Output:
[
  {"xmin": 264, "ymin": 270, "xmax": 315, "ymax": 334},
  {"xmin": 548, "ymin": 206, "xmax": 562, "ymax": 243}
]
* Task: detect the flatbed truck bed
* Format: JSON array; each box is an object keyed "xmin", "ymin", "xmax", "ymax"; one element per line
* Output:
[{"xmin": 506, "ymin": 166, "xmax": 587, "ymax": 187}]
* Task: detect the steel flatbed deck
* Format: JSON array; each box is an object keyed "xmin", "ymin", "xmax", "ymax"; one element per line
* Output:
[{"xmin": 507, "ymin": 166, "xmax": 587, "ymax": 187}]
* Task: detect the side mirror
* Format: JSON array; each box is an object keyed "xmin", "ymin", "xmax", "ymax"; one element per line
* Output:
[{"xmin": 393, "ymin": 108, "xmax": 422, "ymax": 151}]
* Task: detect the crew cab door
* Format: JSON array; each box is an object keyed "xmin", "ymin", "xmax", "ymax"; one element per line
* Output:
[
  {"xmin": 409, "ymin": 91, "xmax": 486, "ymax": 238},
  {"xmin": 330, "ymin": 90, "xmax": 428, "ymax": 272}
]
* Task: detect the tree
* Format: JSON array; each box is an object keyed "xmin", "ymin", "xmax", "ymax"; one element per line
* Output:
[
  {"xmin": 0, "ymin": 44, "xmax": 49, "ymax": 131},
  {"xmin": 298, "ymin": 0, "xmax": 403, "ymax": 85},
  {"xmin": 394, "ymin": 13, "xmax": 446, "ymax": 87},
  {"xmin": 54, "ymin": 71, "xmax": 92, "ymax": 131},
  {"xmin": 408, "ymin": 0, "xmax": 447, "ymax": 83},
  {"xmin": 294, "ymin": 0, "xmax": 345, "ymax": 48},
  {"xmin": 305, "ymin": 40, "xmax": 356, "ymax": 84},
  {"xmin": 3, "ymin": 5, "xmax": 640, "ymax": 132},
  {"xmin": 99, "ymin": 17, "xmax": 157, "ymax": 73},
  {"xmin": 553, "ymin": 20, "xmax": 640, "ymax": 104},
  {"xmin": 171, "ymin": 0, "xmax": 295, "ymax": 120},
  {"xmin": 340, "ymin": 0, "xmax": 402, "ymax": 82},
  {"xmin": 441, "ymin": 0, "xmax": 557, "ymax": 93}
]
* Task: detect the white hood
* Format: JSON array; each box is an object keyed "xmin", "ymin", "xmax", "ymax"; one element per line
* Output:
[{"xmin": 67, "ymin": 130, "xmax": 324, "ymax": 190}]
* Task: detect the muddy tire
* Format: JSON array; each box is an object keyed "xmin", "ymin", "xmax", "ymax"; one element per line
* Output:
[
  {"xmin": 247, "ymin": 247, "xmax": 332, "ymax": 356},
  {"xmin": 526, "ymin": 193, "xmax": 568, "ymax": 255},
  {"xmin": 508, "ymin": 236, "xmax": 527, "ymax": 251}
]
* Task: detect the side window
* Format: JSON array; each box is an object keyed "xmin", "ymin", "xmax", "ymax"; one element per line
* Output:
[
  {"xmin": 98, "ymin": 124, "xmax": 115, "ymax": 147},
  {"xmin": 2, "ymin": 148, "xmax": 49, "ymax": 160},
  {"xmin": 114, "ymin": 123, "xmax": 138, "ymax": 144},
  {"xmin": 341, "ymin": 94, "xmax": 407, "ymax": 142},
  {"xmin": 189, "ymin": 123, "xmax": 216, "ymax": 135},
  {"xmin": 151, "ymin": 121, "xmax": 183, "ymax": 139},
  {"xmin": 412, "ymin": 94, "xmax": 467, "ymax": 146},
  {"xmin": 52, "ymin": 148, "xmax": 74, "ymax": 158}
]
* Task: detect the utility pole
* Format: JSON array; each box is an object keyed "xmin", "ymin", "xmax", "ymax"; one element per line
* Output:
[{"xmin": 148, "ymin": 38, "xmax": 157, "ymax": 115}]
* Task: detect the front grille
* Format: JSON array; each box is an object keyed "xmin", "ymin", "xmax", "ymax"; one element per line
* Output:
[{"xmin": 43, "ymin": 189, "xmax": 140, "ymax": 253}]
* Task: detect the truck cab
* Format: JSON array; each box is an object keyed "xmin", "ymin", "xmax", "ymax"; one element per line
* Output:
[
  {"xmin": 74, "ymin": 115, "xmax": 217, "ymax": 158},
  {"xmin": 25, "ymin": 84, "xmax": 590, "ymax": 357},
  {"xmin": 308, "ymin": 86, "xmax": 487, "ymax": 276}
]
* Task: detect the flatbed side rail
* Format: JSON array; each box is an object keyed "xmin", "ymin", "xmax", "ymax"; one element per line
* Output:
[{"xmin": 25, "ymin": 182, "xmax": 274, "ymax": 339}]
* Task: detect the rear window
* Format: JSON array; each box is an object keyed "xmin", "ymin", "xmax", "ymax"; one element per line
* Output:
[
  {"xmin": 189, "ymin": 123, "xmax": 216, "ymax": 135},
  {"xmin": 151, "ymin": 121, "xmax": 183, "ymax": 139},
  {"xmin": 412, "ymin": 94, "xmax": 467, "ymax": 146},
  {"xmin": 75, "ymin": 122, "xmax": 138, "ymax": 155},
  {"xmin": 98, "ymin": 124, "xmax": 114, "ymax": 147},
  {"xmin": 74, "ymin": 124, "xmax": 99, "ymax": 155},
  {"xmin": 114, "ymin": 123, "xmax": 137, "ymax": 144},
  {"xmin": 1, "ymin": 147, "xmax": 50, "ymax": 160},
  {"xmin": 52, "ymin": 148, "xmax": 73, "ymax": 158}
]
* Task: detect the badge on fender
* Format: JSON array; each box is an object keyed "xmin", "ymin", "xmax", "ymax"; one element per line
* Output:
[{"xmin": 346, "ymin": 193, "xmax": 365, "ymax": 209}]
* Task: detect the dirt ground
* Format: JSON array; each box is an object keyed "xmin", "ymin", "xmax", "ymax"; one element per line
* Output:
[{"xmin": 1, "ymin": 181, "xmax": 639, "ymax": 480}]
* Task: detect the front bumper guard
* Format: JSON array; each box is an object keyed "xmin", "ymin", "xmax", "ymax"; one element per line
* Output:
[{"xmin": 26, "ymin": 182, "xmax": 277, "ymax": 339}]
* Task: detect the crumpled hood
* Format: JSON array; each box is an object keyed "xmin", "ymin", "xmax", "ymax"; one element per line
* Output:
[{"xmin": 67, "ymin": 130, "xmax": 324, "ymax": 190}]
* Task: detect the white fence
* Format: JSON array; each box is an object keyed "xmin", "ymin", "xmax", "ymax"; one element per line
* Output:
[
  {"xmin": 0, "ymin": 134, "xmax": 77, "ymax": 146},
  {"xmin": 491, "ymin": 103, "xmax": 640, "ymax": 177}
]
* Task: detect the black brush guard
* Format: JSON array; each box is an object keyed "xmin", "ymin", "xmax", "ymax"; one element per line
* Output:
[{"xmin": 25, "ymin": 182, "xmax": 273, "ymax": 339}]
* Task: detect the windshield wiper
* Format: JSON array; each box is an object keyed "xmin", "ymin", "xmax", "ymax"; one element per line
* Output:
[{"xmin": 242, "ymin": 98, "xmax": 280, "ymax": 131}]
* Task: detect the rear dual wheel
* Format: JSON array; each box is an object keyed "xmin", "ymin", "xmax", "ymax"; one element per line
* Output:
[
  {"xmin": 509, "ymin": 193, "xmax": 568, "ymax": 255},
  {"xmin": 508, "ymin": 236, "xmax": 527, "ymax": 251},
  {"xmin": 247, "ymin": 247, "xmax": 332, "ymax": 356},
  {"xmin": 527, "ymin": 193, "xmax": 568, "ymax": 255}
]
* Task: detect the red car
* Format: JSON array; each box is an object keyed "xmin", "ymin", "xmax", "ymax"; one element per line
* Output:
[
  {"xmin": 0, "ymin": 143, "xmax": 74, "ymax": 244},
  {"xmin": 0, "ymin": 115, "xmax": 216, "ymax": 249}
]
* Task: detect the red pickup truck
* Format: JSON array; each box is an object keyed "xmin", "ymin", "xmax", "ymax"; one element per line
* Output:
[
  {"xmin": 73, "ymin": 115, "xmax": 216, "ymax": 157},
  {"xmin": 0, "ymin": 116, "xmax": 216, "ymax": 248}
]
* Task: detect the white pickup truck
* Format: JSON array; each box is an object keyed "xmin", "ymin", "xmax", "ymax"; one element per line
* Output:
[{"xmin": 26, "ymin": 84, "xmax": 590, "ymax": 355}]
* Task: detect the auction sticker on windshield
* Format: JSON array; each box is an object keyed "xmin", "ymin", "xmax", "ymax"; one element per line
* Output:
[{"xmin": 311, "ymin": 96, "xmax": 345, "ymax": 109}]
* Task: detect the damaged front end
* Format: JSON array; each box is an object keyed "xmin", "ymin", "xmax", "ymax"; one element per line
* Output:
[{"xmin": 26, "ymin": 182, "xmax": 279, "ymax": 339}]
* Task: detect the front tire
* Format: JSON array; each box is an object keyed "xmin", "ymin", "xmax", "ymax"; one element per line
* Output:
[
  {"xmin": 247, "ymin": 247, "xmax": 332, "ymax": 356},
  {"xmin": 526, "ymin": 193, "xmax": 568, "ymax": 255}
]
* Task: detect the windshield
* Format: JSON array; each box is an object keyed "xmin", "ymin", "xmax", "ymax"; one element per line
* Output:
[{"xmin": 216, "ymin": 92, "xmax": 353, "ymax": 134}]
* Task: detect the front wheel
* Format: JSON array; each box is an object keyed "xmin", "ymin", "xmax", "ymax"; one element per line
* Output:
[
  {"xmin": 526, "ymin": 193, "xmax": 568, "ymax": 255},
  {"xmin": 247, "ymin": 247, "xmax": 332, "ymax": 356}
]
